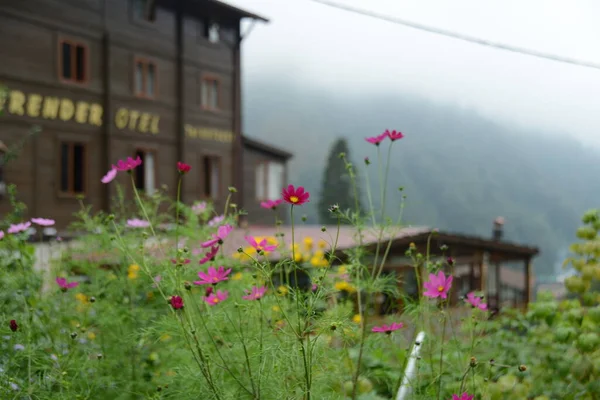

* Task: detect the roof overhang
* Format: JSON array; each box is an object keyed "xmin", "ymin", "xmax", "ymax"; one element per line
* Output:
[{"xmin": 243, "ymin": 135, "xmax": 294, "ymax": 160}]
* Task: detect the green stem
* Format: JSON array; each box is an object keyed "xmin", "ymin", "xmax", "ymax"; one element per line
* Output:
[
  {"xmin": 372, "ymin": 143, "xmax": 394, "ymax": 276},
  {"xmin": 130, "ymin": 174, "xmax": 157, "ymax": 237},
  {"xmin": 437, "ymin": 311, "xmax": 447, "ymax": 400}
]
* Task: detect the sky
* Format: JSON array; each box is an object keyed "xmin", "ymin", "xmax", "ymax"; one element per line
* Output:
[{"xmin": 227, "ymin": 0, "xmax": 600, "ymax": 146}]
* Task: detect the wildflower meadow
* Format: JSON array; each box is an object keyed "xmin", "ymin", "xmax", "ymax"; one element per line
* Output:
[{"xmin": 1, "ymin": 130, "xmax": 599, "ymax": 399}]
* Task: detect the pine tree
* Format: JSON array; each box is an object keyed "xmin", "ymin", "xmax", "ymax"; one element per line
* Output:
[{"xmin": 318, "ymin": 138, "xmax": 364, "ymax": 224}]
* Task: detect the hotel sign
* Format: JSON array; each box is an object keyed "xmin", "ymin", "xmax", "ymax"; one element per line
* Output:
[
  {"xmin": 0, "ymin": 89, "xmax": 103, "ymax": 126},
  {"xmin": 184, "ymin": 124, "xmax": 234, "ymax": 143},
  {"xmin": 0, "ymin": 88, "xmax": 233, "ymax": 143}
]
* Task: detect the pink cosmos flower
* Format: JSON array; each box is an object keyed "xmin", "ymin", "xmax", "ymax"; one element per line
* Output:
[
  {"xmin": 385, "ymin": 129, "xmax": 404, "ymax": 141},
  {"xmin": 245, "ymin": 236, "xmax": 277, "ymax": 253},
  {"xmin": 371, "ymin": 322, "xmax": 404, "ymax": 333},
  {"xmin": 194, "ymin": 266, "xmax": 232, "ymax": 285},
  {"xmin": 205, "ymin": 290, "xmax": 228, "ymax": 306},
  {"xmin": 31, "ymin": 218, "xmax": 55, "ymax": 227},
  {"xmin": 311, "ymin": 284, "xmax": 318, "ymax": 292},
  {"xmin": 112, "ymin": 156, "xmax": 142, "ymax": 172},
  {"xmin": 56, "ymin": 277, "xmax": 79, "ymax": 290},
  {"xmin": 101, "ymin": 168, "xmax": 117, "ymax": 184},
  {"xmin": 208, "ymin": 215, "xmax": 224, "ymax": 227},
  {"xmin": 242, "ymin": 286, "xmax": 267, "ymax": 301},
  {"xmin": 201, "ymin": 224, "xmax": 233, "ymax": 248},
  {"xmin": 365, "ymin": 132, "xmax": 387, "ymax": 145},
  {"xmin": 282, "ymin": 185, "xmax": 310, "ymax": 206},
  {"xmin": 260, "ymin": 199, "xmax": 283, "ymax": 210},
  {"xmin": 452, "ymin": 393, "xmax": 474, "ymax": 400},
  {"xmin": 170, "ymin": 295, "xmax": 184, "ymax": 309},
  {"xmin": 465, "ymin": 292, "xmax": 487, "ymax": 310},
  {"xmin": 8, "ymin": 222, "xmax": 31, "ymax": 234},
  {"xmin": 423, "ymin": 270, "xmax": 453, "ymax": 299},
  {"xmin": 192, "ymin": 202, "xmax": 207, "ymax": 214},
  {"xmin": 205, "ymin": 286, "xmax": 213, "ymax": 297},
  {"xmin": 199, "ymin": 245, "xmax": 219, "ymax": 265},
  {"xmin": 127, "ymin": 218, "xmax": 150, "ymax": 228}
]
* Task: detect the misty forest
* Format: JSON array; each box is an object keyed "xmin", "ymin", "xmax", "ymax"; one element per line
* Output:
[{"xmin": 244, "ymin": 77, "xmax": 599, "ymax": 282}]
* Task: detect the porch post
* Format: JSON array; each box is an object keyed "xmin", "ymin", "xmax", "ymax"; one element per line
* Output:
[{"xmin": 524, "ymin": 256, "xmax": 533, "ymax": 308}]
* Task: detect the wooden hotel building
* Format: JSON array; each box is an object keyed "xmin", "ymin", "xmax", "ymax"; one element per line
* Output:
[{"xmin": 0, "ymin": 0, "xmax": 291, "ymax": 229}]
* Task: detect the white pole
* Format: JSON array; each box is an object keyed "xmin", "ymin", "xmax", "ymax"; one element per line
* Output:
[{"xmin": 396, "ymin": 331, "xmax": 426, "ymax": 400}]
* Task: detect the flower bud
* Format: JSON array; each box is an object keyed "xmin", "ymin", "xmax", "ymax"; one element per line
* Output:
[
  {"xmin": 228, "ymin": 187, "xmax": 237, "ymax": 193},
  {"xmin": 90, "ymin": 296, "xmax": 96, "ymax": 303},
  {"xmin": 321, "ymin": 226, "xmax": 326, "ymax": 232},
  {"xmin": 184, "ymin": 281, "xmax": 192, "ymax": 291},
  {"xmin": 518, "ymin": 365, "xmax": 527, "ymax": 372},
  {"xmin": 70, "ymin": 332, "xmax": 78, "ymax": 340}
]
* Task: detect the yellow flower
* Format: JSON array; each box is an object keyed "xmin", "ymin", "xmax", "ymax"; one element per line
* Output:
[
  {"xmin": 352, "ymin": 314, "xmax": 362, "ymax": 324},
  {"xmin": 271, "ymin": 305, "xmax": 281, "ymax": 313},
  {"xmin": 409, "ymin": 242, "xmax": 416, "ymax": 249},
  {"xmin": 310, "ymin": 250, "xmax": 329, "ymax": 267},
  {"xmin": 277, "ymin": 285, "xmax": 289, "ymax": 296},
  {"xmin": 87, "ymin": 332, "xmax": 96, "ymax": 340},
  {"xmin": 234, "ymin": 246, "xmax": 257, "ymax": 262},
  {"xmin": 128, "ymin": 264, "xmax": 140, "ymax": 280},
  {"xmin": 232, "ymin": 272, "xmax": 243, "ymax": 281},
  {"xmin": 160, "ymin": 334, "xmax": 172, "ymax": 342},
  {"xmin": 338, "ymin": 266, "xmax": 347, "ymax": 274},
  {"xmin": 275, "ymin": 320, "xmax": 286, "ymax": 329},
  {"xmin": 303, "ymin": 236, "xmax": 314, "ymax": 251},
  {"xmin": 75, "ymin": 293, "xmax": 89, "ymax": 304},
  {"xmin": 318, "ymin": 239, "xmax": 327, "ymax": 249},
  {"xmin": 335, "ymin": 281, "xmax": 357, "ymax": 293}
]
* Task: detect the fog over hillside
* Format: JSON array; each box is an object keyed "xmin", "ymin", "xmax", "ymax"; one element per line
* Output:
[{"xmin": 242, "ymin": 77, "xmax": 600, "ymax": 281}]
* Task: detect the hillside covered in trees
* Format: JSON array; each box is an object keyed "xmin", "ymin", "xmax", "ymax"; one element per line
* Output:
[{"xmin": 243, "ymin": 77, "xmax": 600, "ymax": 281}]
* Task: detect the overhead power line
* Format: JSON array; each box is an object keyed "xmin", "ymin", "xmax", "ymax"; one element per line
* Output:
[{"xmin": 310, "ymin": 0, "xmax": 600, "ymax": 71}]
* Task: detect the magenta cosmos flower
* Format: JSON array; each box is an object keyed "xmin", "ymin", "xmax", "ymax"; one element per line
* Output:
[
  {"xmin": 56, "ymin": 277, "xmax": 79, "ymax": 290},
  {"xmin": 385, "ymin": 129, "xmax": 404, "ymax": 141},
  {"xmin": 365, "ymin": 132, "xmax": 388, "ymax": 145},
  {"xmin": 112, "ymin": 156, "xmax": 142, "ymax": 172},
  {"xmin": 8, "ymin": 222, "xmax": 31, "ymax": 234},
  {"xmin": 465, "ymin": 292, "xmax": 487, "ymax": 310},
  {"xmin": 242, "ymin": 286, "xmax": 267, "ymax": 301},
  {"xmin": 127, "ymin": 218, "xmax": 150, "ymax": 228},
  {"xmin": 245, "ymin": 236, "xmax": 277, "ymax": 253},
  {"xmin": 201, "ymin": 224, "xmax": 233, "ymax": 248},
  {"xmin": 199, "ymin": 245, "xmax": 219, "ymax": 265},
  {"xmin": 170, "ymin": 295, "xmax": 184, "ymax": 309},
  {"xmin": 205, "ymin": 290, "xmax": 228, "ymax": 306},
  {"xmin": 194, "ymin": 266, "xmax": 232, "ymax": 285},
  {"xmin": 423, "ymin": 270, "xmax": 453, "ymax": 299},
  {"xmin": 260, "ymin": 199, "xmax": 283, "ymax": 210},
  {"xmin": 101, "ymin": 168, "xmax": 117, "ymax": 184},
  {"xmin": 282, "ymin": 185, "xmax": 310, "ymax": 206},
  {"xmin": 452, "ymin": 393, "xmax": 474, "ymax": 400},
  {"xmin": 371, "ymin": 322, "xmax": 404, "ymax": 334},
  {"xmin": 177, "ymin": 161, "xmax": 191, "ymax": 174},
  {"xmin": 31, "ymin": 218, "xmax": 55, "ymax": 227}
]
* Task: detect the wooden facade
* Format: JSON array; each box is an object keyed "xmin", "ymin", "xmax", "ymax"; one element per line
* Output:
[{"xmin": 0, "ymin": 0, "xmax": 289, "ymax": 229}]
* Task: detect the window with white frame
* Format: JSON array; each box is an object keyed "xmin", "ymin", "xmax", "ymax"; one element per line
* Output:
[
  {"xmin": 255, "ymin": 162, "xmax": 284, "ymax": 201},
  {"xmin": 134, "ymin": 150, "xmax": 156, "ymax": 195}
]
